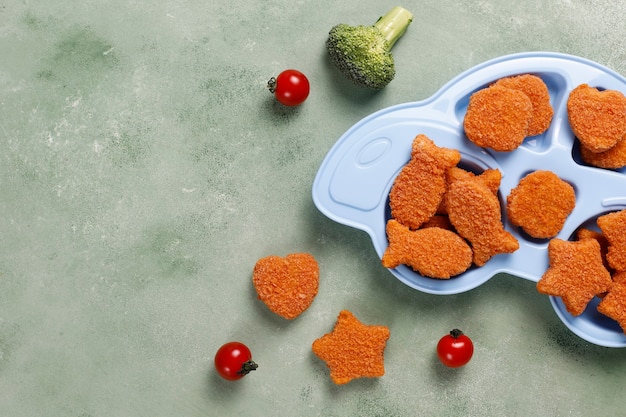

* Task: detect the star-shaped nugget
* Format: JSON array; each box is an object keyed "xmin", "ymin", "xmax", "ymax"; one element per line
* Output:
[
  {"xmin": 597, "ymin": 271, "xmax": 626, "ymax": 334},
  {"xmin": 537, "ymin": 238, "xmax": 612, "ymax": 316},
  {"xmin": 312, "ymin": 310, "xmax": 390, "ymax": 385}
]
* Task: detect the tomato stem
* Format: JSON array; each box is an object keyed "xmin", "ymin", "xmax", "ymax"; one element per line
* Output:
[
  {"xmin": 238, "ymin": 360, "xmax": 258, "ymax": 376},
  {"xmin": 450, "ymin": 329, "xmax": 464, "ymax": 338},
  {"xmin": 267, "ymin": 77, "xmax": 277, "ymax": 93}
]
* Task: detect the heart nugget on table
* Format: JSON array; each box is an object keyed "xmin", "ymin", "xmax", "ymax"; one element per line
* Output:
[{"xmin": 252, "ymin": 253, "xmax": 319, "ymax": 320}]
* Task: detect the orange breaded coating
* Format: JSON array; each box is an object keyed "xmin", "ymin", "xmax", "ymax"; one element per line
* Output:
[
  {"xmin": 438, "ymin": 167, "xmax": 502, "ymax": 214},
  {"xmin": 382, "ymin": 219, "xmax": 472, "ymax": 279},
  {"xmin": 567, "ymin": 84, "xmax": 626, "ymax": 153},
  {"xmin": 537, "ymin": 238, "xmax": 612, "ymax": 316},
  {"xmin": 576, "ymin": 227, "xmax": 612, "ymax": 272},
  {"xmin": 597, "ymin": 271, "xmax": 626, "ymax": 334},
  {"xmin": 421, "ymin": 214, "xmax": 454, "ymax": 231},
  {"xmin": 506, "ymin": 170, "xmax": 576, "ymax": 239},
  {"xmin": 312, "ymin": 310, "xmax": 390, "ymax": 385},
  {"xmin": 446, "ymin": 178, "xmax": 519, "ymax": 266},
  {"xmin": 580, "ymin": 133, "xmax": 626, "ymax": 169},
  {"xmin": 463, "ymin": 84, "xmax": 533, "ymax": 151},
  {"xmin": 389, "ymin": 134, "xmax": 461, "ymax": 229},
  {"xmin": 494, "ymin": 74, "xmax": 554, "ymax": 136},
  {"xmin": 597, "ymin": 209, "xmax": 626, "ymax": 271},
  {"xmin": 252, "ymin": 253, "xmax": 319, "ymax": 320}
]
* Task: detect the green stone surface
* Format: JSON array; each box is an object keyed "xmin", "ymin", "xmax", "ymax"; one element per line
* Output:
[{"xmin": 1, "ymin": 1, "xmax": 626, "ymax": 416}]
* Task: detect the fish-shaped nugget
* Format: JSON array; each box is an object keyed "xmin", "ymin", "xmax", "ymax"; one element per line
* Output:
[
  {"xmin": 567, "ymin": 84, "xmax": 626, "ymax": 153},
  {"xmin": 382, "ymin": 219, "xmax": 473, "ymax": 279},
  {"xmin": 438, "ymin": 167, "xmax": 502, "ymax": 215},
  {"xmin": 597, "ymin": 209, "xmax": 626, "ymax": 271},
  {"xmin": 446, "ymin": 178, "xmax": 519, "ymax": 266},
  {"xmin": 389, "ymin": 134, "xmax": 461, "ymax": 229},
  {"xmin": 537, "ymin": 238, "xmax": 612, "ymax": 316}
]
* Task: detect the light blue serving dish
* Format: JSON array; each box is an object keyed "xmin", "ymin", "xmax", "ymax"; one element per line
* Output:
[{"xmin": 312, "ymin": 52, "xmax": 626, "ymax": 348}]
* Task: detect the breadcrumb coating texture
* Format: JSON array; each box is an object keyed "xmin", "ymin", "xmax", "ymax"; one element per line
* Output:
[
  {"xmin": 597, "ymin": 209, "xmax": 626, "ymax": 272},
  {"xmin": 494, "ymin": 74, "xmax": 553, "ymax": 136},
  {"xmin": 506, "ymin": 170, "xmax": 576, "ymax": 239},
  {"xmin": 463, "ymin": 84, "xmax": 533, "ymax": 151},
  {"xmin": 252, "ymin": 253, "xmax": 319, "ymax": 320},
  {"xmin": 382, "ymin": 219, "xmax": 472, "ymax": 279},
  {"xmin": 597, "ymin": 271, "xmax": 626, "ymax": 334},
  {"xmin": 389, "ymin": 134, "xmax": 460, "ymax": 229},
  {"xmin": 567, "ymin": 84, "xmax": 626, "ymax": 153},
  {"xmin": 537, "ymin": 238, "xmax": 612, "ymax": 316},
  {"xmin": 312, "ymin": 310, "xmax": 390, "ymax": 385}
]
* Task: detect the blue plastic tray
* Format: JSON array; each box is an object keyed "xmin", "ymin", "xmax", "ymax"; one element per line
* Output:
[{"xmin": 312, "ymin": 52, "xmax": 626, "ymax": 348}]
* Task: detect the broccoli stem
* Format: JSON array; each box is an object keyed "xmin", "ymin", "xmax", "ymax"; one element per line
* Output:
[{"xmin": 373, "ymin": 6, "xmax": 413, "ymax": 49}]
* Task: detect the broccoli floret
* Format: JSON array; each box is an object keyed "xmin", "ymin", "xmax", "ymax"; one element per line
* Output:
[{"xmin": 326, "ymin": 6, "xmax": 413, "ymax": 89}]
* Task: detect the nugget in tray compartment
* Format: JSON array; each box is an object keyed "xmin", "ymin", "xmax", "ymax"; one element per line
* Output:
[
  {"xmin": 312, "ymin": 310, "xmax": 390, "ymax": 385},
  {"xmin": 446, "ymin": 177, "xmax": 519, "ymax": 266},
  {"xmin": 580, "ymin": 133, "xmax": 626, "ymax": 169},
  {"xmin": 493, "ymin": 74, "xmax": 554, "ymax": 136},
  {"xmin": 382, "ymin": 219, "xmax": 472, "ymax": 279},
  {"xmin": 567, "ymin": 84, "xmax": 626, "ymax": 153},
  {"xmin": 463, "ymin": 84, "xmax": 533, "ymax": 152},
  {"xmin": 597, "ymin": 271, "xmax": 626, "ymax": 334},
  {"xmin": 252, "ymin": 253, "xmax": 319, "ymax": 319},
  {"xmin": 537, "ymin": 238, "xmax": 612, "ymax": 316},
  {"xmin": 389, "ymin": 134, "xmax": 461, "ymax": 229},
  {"xmin": 597, "ymin": 209, "xmax": 626, "ymax": 272},
  {"xmin": 506, "ymin": 170, "xmax": 576, "ymax": 239}
]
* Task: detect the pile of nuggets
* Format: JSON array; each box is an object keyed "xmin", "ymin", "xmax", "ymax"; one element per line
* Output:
[{"xmin": 383, "ymin": 73, "xmax": 626, "ymax": 333}]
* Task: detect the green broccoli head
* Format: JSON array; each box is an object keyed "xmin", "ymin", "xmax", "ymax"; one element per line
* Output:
[
  {"xmin": 326, "ymin": 7, "xmax": 413, "ymax": 90},
  {"xmin": 326, "ymin": 24, "xmax": 395, "ymax": 90}
]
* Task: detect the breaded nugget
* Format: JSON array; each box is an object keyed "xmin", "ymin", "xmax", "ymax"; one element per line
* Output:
[
  {"xmin": 312, "ymin": 310, "xmax": 390, "ymax": 385},
  {"xmin": 580, "ymin": 133, "xmax": 626, "ymax": 169},
  {"xmin": 438, "ymin": 167, "xmax": 502, "ymax": 214},
  {"xmin": 421, "ymin": 214, "xmax": 454, "ymax": 231},
  {"xmin": 494, "ymin": 74, "xmax": 553, "ymax": 136},
  {"xmin": 252, "ymin": 253, "xmax": 319, "ymax": 319},
  {"xmin": 567, "ymin": 84, "xmax": 626, "ymax": 153},
  {"xmin": 576, "ymin": 227, "xmax": 612, "ymax": 272},
  {"xmin": 382, "ymin": 219, "xmax": 473, "ymax": 279},
  {"xmin": 463, "ymin": 84, "xmax": 533, "ymax": 151},
  {"xmin": 597, "ymin": 271, "xmax": 626, "ymax": 334},
  {"xmin": 506, "ymin": 170, "xmax": 576, "ymax": 239},
  {"xmin": 537, "ymin": 238, "xmax": 612, "ymax": 316},
  {"xmin": 597, "ymin": 209, "xmax": 626, "ymax": 271},
  {"xmin": 446, "ymin": 178, "xmax": 519, "ymax": 266},
  {"xmin": 389, "ymin": 134, "xmax": 461, "ymax": 229}
]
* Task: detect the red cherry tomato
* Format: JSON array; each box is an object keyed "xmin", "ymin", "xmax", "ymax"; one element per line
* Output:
[
  {"xmin": 214, "ymin": 341, "xmax": 258, "ymax": 381},
  {"xmin": 267, "ymin": 69, "xmax": 310, "ymax": 106},
  {"xmin": 436, "ymin": 329, "xmax": 474, "ymax": 368}
]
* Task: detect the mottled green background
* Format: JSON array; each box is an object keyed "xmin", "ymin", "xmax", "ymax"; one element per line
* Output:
[{"xmin": 1, "ymin": 1, "xmax": 625, "ymax": 416}]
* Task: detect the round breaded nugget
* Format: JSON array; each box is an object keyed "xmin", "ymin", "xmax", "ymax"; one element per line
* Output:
[
  {"xmin": 567, "ymin": 84, "xmax": 626, "ymax": 153},
  {"xmin": 494, "ymin": 74, "xmax": 554, "ymax": 136},
  {"xmin": 463, "ymin": 84, "xmax": 533, "ymax": 152},
  {"xmin": 253, "ymin": 253, "xmax": 319, "ymax": 320},
  {"xmin": 580, "ymin": 133, "xmax": 626, "ymax": 169},
  {"xmin": 506, "ymin": 170, "xmax": 576, "ymax": 239}
]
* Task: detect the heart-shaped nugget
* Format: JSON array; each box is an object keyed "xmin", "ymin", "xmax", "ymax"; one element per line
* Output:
[{"xmin": 253, "ymin": 253, "xmax": 319, "ymax": 319}]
